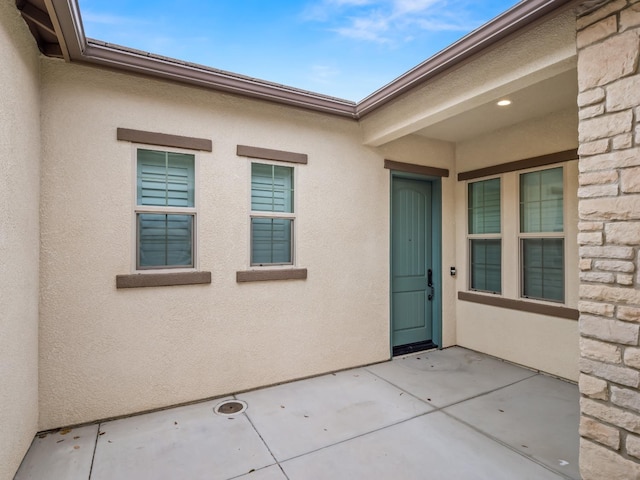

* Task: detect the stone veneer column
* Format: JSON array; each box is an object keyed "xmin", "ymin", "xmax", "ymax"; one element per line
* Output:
[{"xmin": 577, "ymin": 0, "xmax": 640, "ymax": 478}]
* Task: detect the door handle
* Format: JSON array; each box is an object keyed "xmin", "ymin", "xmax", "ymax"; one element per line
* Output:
[{"xmin": 427, "ymin": 269, "xmax": 434, "ymax": 301}]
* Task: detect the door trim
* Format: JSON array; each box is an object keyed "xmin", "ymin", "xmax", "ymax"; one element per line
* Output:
[{"xmin": 390, "ymin": 172, "xmax": 442, "ymax": 355}]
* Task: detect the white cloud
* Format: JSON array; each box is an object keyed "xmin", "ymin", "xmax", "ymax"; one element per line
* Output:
[
  {"xmin": 302, "ymin": 0, "xmax": 485, "ymax": 44},
  {"xmin": 393, "ymin": 0, "xmax": 440, "ymax": 15},
  {"xmin": 309, "ymin": 64, "xmax": 341, "ymax": 84},
  {"xmin": 334, "ymin": 14, "xmax": 391, "ymax": 43}
]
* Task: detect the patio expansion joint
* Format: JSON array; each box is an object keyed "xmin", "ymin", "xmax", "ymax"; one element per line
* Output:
[
  {"xmin": 233, "ymin": 394, "xmax": 291, "ymax": 480},
  {"xmin": 266, "ymin": 409, "xmax": 438, "ymax": 466},
  {"xmin": 262, "ymin": 366, "xmax": 490, "ymax": 467},
  {"xmin": 437, "ymin": 372, "xmax": 578, "ymax": 480},
  {"xmin": 441, "ymin": 408, "xmax": 577, "ymax": 480},
  {"xmin": 364, "ymin": 364, "xmax": 540, "ymax": 412},
  {"xmin": 432, "ymin": 370, "xmax": 540, "ymax": 410},
  {"xmin": 359, "ymin": 368, "xmax": 579, "ymax": 478},
  {"xmin": 87, "ymin": 423, "xmax": 100, "ymax": 480}
]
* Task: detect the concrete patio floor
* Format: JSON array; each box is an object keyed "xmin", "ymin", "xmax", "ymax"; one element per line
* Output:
[{"xmin": 15, "ymin": 347, "xmax": 580, "ymax": 480}]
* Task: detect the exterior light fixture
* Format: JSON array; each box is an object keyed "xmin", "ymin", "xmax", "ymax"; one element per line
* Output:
[{"xmin": 497, "ymin": 99, "xmax": 512, "ymax": 106}]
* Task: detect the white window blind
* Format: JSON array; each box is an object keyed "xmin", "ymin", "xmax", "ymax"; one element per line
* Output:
[
  {"xmin": 136, "ymin": 149, "xmax": 195, "ymax": 269},
  {"xmin": 520, "ymin": 167, "xmax": 564, "ymax": 302},
  {"xmin": 250, "ymin": 163, "xmax": 294, "ymax": 265},
  {"xmin": 468, "ymin": 178, "xmax": 501, "ymax": 294}
]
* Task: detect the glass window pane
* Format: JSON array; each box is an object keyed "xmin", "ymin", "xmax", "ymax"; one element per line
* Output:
[
  {"xmin": 520, "ymin": 168, "xmax": 563, "ymax": 233},
  {"xmin": 470, "ymin": 239, "xmax": 501, "ymax": 293},
  {"xmin": 251, "ymin": 218, "xmax": 292, "ymax": 265},
  {"xmin": 521, "ymin": 171, "xmax": 540, "ymax": 203},
  {"xmin": 138, "ymin": 213, "xmax": 193, "ymax": 268},
  {"xmin": 522, "ymin": 238, "xmax": 564, "ymax": 302},
  {"xmin": 137, "ymin": 150, "xmax": 194, "ymax": 207},
  {"xmin": 468, "ymin": 178, "xmax": 500, "ymax": 234},
  {"xmin": 251, "ymin": 164, "xmax": 293, "ymax": 213}
]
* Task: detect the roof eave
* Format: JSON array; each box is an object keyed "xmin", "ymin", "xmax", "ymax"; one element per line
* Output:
[
  {"xmin": 45, "ymin": 0, "xmax": 576, "ymax": 120},
  {"xmin": 356, "ymin": 0, "xmax": 577, "ymax": 117},
  {"xmin": 47, "ymin": 0, "xmax": 358, "ymax": 118},
  {"xmin": 83, "ymin": 40, "xmax": 358, "ymax": 118}
]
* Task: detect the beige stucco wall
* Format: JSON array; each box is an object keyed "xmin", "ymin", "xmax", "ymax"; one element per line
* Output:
[
  {"xmin": 455, "ymin": 108, "xmax": 580, "ymax": 381},
  {"xmin": 0, "ymin": 1, "xmax": 41, "ymax": 478},
  {"xmin": 38, "ymin": 58, "xmax": 405, "ymax": 429}
]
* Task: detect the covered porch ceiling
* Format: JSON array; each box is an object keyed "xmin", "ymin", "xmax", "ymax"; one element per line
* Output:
[
  {"xmin": 413, "ymin": 67, "xmax": 578, "ymax": 144},
  {"xmin": 359, "ymin": 2, "xmax": 579, "ymax": 147}
]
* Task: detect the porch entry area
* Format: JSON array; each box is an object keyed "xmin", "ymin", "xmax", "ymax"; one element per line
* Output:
[
  {"xmin": 391, "ymin": 175, "xmax": 442, "ymax": 356},
  {"xmin": 15, "ymin": 347, "xmax": 579, "ymax": 480}
]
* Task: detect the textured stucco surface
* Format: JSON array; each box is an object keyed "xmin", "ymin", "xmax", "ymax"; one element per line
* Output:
[
  {"xmin": 0, "ymin": 1, "xmax": 41, "ymax": 478},
  {"xmin": 36, "ymin": 47, "xmax": 581, "ymax": 429},
  {"xmin": 37, "ymin": 59, "xmax": 451, "ymax": 429},
  {"xmin": 455, "ymin": 108, "xmax": 580, "ymax": 381}
]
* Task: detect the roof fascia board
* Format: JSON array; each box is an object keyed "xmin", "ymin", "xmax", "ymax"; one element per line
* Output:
[
  {"xmin": 81, "ymin": 41, "xmax": 357, "ymax": 118},
  {"xmin": 46, "ymin": 0, "xmax": 357, "ymax": 118},
  {"xmin": 356, "ymin": 0, "xmax": 577, "ymax": 117},
  {"xmin": 45, "ymin": 0, "xmax": 575, "ymax": 119},
  {"xmin": 46, "ymin": 0, "xmax": 86, "ymax": 61}
]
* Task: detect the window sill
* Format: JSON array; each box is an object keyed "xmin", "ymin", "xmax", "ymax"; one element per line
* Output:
[
  {"xmin": 236, "ymin": 268, "xmax": 307, "ymax": 283},
  {"xmin": 116, "ymin": 271, "xmax": 211, "ymax": 288},
  {"xmin": 458, "ymin": 291, "xmax": 578, "ymax": 320}
]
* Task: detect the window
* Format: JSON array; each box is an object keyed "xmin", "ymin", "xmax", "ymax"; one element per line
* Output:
[
  {"xmin": 519, "ymin": 167, "xmax": 564, "ymax": 302},
  {"xmin": 136, "ymin": 148, "xmax": 195, "ymax": 269},
  {"xmin": 468, "ymin": 178, "xmax": 501, "ymax": 293},
  {"xmin": 250, "ymin": 163, "xmax": 294, "ymax": 265}
]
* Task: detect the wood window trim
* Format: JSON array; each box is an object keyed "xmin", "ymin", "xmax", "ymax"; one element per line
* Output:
[
  {"xmin": 458, "ymin": 291, "xmax": 578, "ymax": 320},
  {"xmin": 116, "ymin": 271, "xmax": 212, "ymax": 288},
  {"xmin": 236, "ymin": 268, "xmax": 307, "ymax": 283},
  {"xmin": 117, "ymin": 128, "xmax": 212, "ymax": 152},
  {"xmin": 237, "ymin": 145, "xmax": 308, "ymax": 164},
  {"xmin": 457, "ymin": 149, "xmax": 577, "ymax": 181},
  {"xmin": 384, "ymin": 159, "xmax": 449, "ymax": 177}
]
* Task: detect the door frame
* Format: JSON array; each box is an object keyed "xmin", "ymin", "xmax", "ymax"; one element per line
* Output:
[{"xmin": 390, "ymin": 172, "xmax": 443, "ymax": 355}]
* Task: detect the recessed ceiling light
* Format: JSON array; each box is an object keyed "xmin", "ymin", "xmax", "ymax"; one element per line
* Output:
[{"xmin": 497, "ymin": 99, "xmax": 512, "ymax": 106}]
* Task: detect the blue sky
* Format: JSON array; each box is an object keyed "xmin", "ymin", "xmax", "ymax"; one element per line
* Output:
[{"xmin": 78, "ymin": 0, "xmax": 521, "ymax": 101}]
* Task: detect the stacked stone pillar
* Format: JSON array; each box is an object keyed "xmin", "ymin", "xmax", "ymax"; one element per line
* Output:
[{"xmin": 577, "ymin": 0, "xmax": 640, "ymax": 478}]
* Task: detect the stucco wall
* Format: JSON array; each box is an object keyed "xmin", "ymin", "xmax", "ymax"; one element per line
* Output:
[
  {"xmin": 455, "ymin": 108, "xmax": 580, "ymax": 381},
  {"xmin": 0, "ymin": 1, "xmax": 41, "ymax": 478},
  {"xmin": 38, "ymin": 59, "xmax": 398, "ymax": 429}
]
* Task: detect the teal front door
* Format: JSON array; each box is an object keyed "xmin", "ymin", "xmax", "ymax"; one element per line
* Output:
[{"xmin": 391, "ymin": 177, "xmax": 436, "ymax": 355}]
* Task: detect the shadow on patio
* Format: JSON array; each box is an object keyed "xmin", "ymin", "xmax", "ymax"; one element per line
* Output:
[{"xmin": 15, "ymin": 347, "xmax": 579, "ymax": 480}]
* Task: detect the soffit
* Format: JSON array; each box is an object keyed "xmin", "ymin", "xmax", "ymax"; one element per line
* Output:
[
  {"xmin": 414, "ymin": 68, "xmax": 578, "ymax": 143},
  {"xmin": 16, "ymin": 0, "xmax": 64, "ymax": 58},
  {"xmin": 359, "ymin": 4, "xmax": 578, "ymax": 147}
]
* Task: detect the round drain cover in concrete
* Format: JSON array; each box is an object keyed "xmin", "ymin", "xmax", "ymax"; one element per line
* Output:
[{"xmin": 214, "ymin": 400, "xmax": 247, "ymax": 416}]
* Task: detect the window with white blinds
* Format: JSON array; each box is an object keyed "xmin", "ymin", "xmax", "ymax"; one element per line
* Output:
[
  {"xmin": 468, "ymin": 178, "xmax": 501, "ymax": 294},
  {"xmin": 136, "ymin": 149, "xmax": 195, "ymax": 269},
  {"xmin": 250, "ymin": 163, "xmax": 294, "ymax": 265}
]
